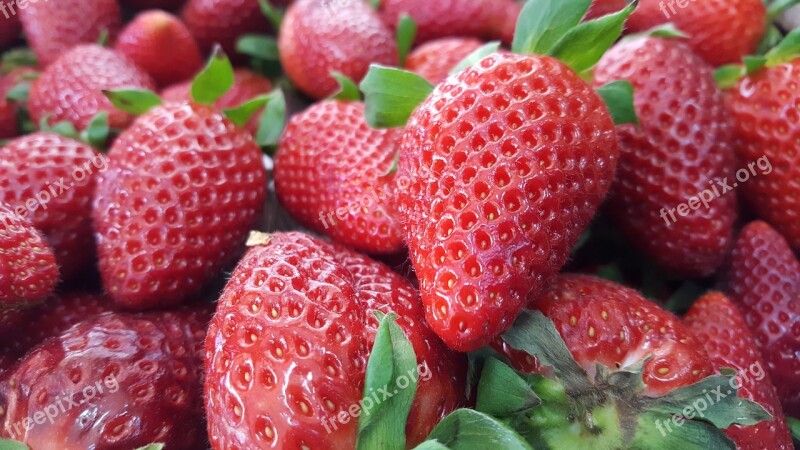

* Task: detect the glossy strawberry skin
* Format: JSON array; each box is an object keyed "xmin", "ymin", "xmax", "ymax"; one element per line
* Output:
[
  {"xmin": 627, "ymin": 0, "xmax": 765, "ymax": 66},
  {"xmin": 0, "ymin": 133, "xmax": 102, "ymax": 281},
  {"xmin": 114, "ymin": 10, "xmax": 204, "ymax": 87},
  {"xmin": 274, "ymin": 100, "xmax": 405, "ymax": 254},
  {"xmin": 726, "ymin": 61, "xmax": 800, "ymax": 252},
  {"xmin": 397, "ymin": 53, "xmax": 618, "ymax": 352},
  {"xmin": 279, "ymin": 0, "xmax": 397, "ymax": 99},
  {"xmin": 93, "ymin": 102, "xmax": 267, "ymax": 310},
  {"xmin": 28, "ymin": 45, "xmax": 156, "ymax": 131},
  {"xmin": 0, "ymin": 202, "xmax": 58, "ymax": 310},
  {"xmin": 593, "ymin": 37, "xmax": 737, "ymax": 277},
  {"xmin": 684, "ymin": 292, "xmax": 793, "ymax": 450},
  {"xmin": 205, "ymin": 232, "xmax": 465, "ymax": 449},
  {"xmin": 405, "ymin": 37, "xmax": 484, "ymax": 85},
  {"xmin": 725, "ymin": 221, "xmax": 800, "ymax": 417},
  {"xmin": 0, "ymin": 310, "xmax": 210, "ymax": 450},
  {"xmin": 180, "ymin": 0, "xmax": 270, "ymax": 61},
  {"xmin": 18, "ymin": 0, "xmax": 121, "ymax": 66},
  {"xmin": 586, "ymin": 0, "xmax": 626, "ymax": 19}
]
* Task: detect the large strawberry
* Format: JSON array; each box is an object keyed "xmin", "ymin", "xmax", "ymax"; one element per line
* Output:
[
  {"xmin": 725, "ymin": 221, "xmax": 800, "ymax": 417},
  {"xmin": 279, "ymin": 0, "xmax": 397, "ymax": 99},
  {"xmin": 0, "ymin": 309, "xmax": 211, "ymax": 449},
  {"xmin": 18, "ymin": 0, "xmax": 122, "ymax": 66},
  {"xmin": 0, "ymin": 202, "xmax": 58, "ymax": 312},
  {"xmin": 593, "ymin": 36, "xmax": 737, "ymax": 277},
  {"xmin": 274, "ymin": 100, "xmax": 405, "ymax": 254},
  {"xmin": 626, "ymin": 0, "xmax": 765, "ymax": 66},
  {"xmin": 114, "ymin": 10, "xmax": 204, "ymax": 87},
  {"xmin": 180, "ymin": 0, "xmax": 270, "ymax": 60},
  {"xmin": 205, "ymin": 231, "xmax": 465, "ymax": 449},
  {"xmin": 0, "ymin": 133, "xmax": 102, "ymax": 280},
  {"xmin": 684, "ymin": 292, "xmax": 793, "ymax": 450},
  {"xmin": 28, "ymin": 44, "xmax": 156, "ymax": 130},
  {"xmin": 405, "ymin": 37, "xmax": 485, "ymax": 85}
]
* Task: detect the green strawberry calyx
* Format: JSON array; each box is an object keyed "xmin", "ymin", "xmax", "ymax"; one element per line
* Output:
[
  {"xmin": 715, "ymin": 28, "xmax": 800, "ymax": 89},
  {"xmin": 396, "ymin": 14, "xmax": 417, "ymax": 67},
  {"xmin": 38, "ymin": 111, "xmax": 111, "ymax": 150}
]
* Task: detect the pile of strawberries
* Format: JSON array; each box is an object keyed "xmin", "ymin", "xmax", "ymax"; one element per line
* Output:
[{"xmin": 0, "ymin": 0, "xmax": 797, "ymax": 449}]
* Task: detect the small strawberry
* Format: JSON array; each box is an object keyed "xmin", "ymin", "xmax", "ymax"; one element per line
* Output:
[
  {"xmin": 28, "ymin": 44, "xmax": 156, "ymax": 130},
  {"xmin": 627, "ymin": 0, "xmax": 766, "ymax": 66},
  {"xmin": 180, "ymin": 0, "xmax": 270, "ymax": 60},
  {"xmin": 593, "ymin": 36, "xmax": 738, "ymax": 277},
  {"xmin": 0, "ymin": 309, "xmax": 210, "ymax": 449},
  {"xmin": 586, "ymin": 0, "xmax": 627, "ymax": 19},
  {"xmin": 274, "ymin": 100, "xmax": 405, "ymax": 254},
  {"xmin": 684, "ymin": 292, "xmax": 793, "ymax": 450},
  {"xmin": 725, "ymin": 221, "xmax": 800, "ymax": 417},
  {"xmin": 279, "ymin": 0, "xmax": 398, "ymax": 99},
  {"xmin": 114, "ymin": 10, "xmax": 204, "ymax": 87},
  {"xmin": 0, "ymin": 133, "xmax": 103, "ymax": 280},
  {"xmin": 18, "ymin": 0, "xmax": 122, "ymax": 66},
  {"xmin": 0, "ymin": 202, "xmax": 58, "ymax": 312},
  {"xmin": 405, "ymin": 37, "xmax": 485, "ymax": 85},
  {"xmin": 205, "ymin": 232, "xmax": 465, "ymax": 449}
]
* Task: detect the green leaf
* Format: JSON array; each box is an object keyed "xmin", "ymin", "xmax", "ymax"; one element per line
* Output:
[
  {"xmin": 191, "ymin": 45, "xmax": 235, "ymax": 105},
  {"xmin": 596, "ymin": 263, "xmax": 624, "ymax": 283},
  {"xmin": 449, "ymin": 41, "xmax": 501, "ymax": 75},
  {"xmin": 103, "ymin": 89, "xmax": 163, "ymax": 115},
  {"xmin": 82, "ymin": 111, "xmax": 110, "ymax": 148},
  {"xmin": 39, "ymin": 116, "xmax": 79, "ymax": 139},
  {"xmin": 595, "ymin": 80, "xmax": 638, "ymax": 126},
  {"xmin": 420, "ymin": 409, "xmax": 533, "ymax": 450},
  {"xmin": 359, "ymin": 65, "xmax": 434, "ymax": 128},
  {"xmin": 756, "ymin": 25, "xmax": 784, "ymax": 56},
  {"xmin": 258, "ymin": 0, "xmax": 284, "ymax": 30},
  {"xmin": 255, "ymin": 90, "xmax": 287, "ymax": 149},
  {"xmin": 512, "ymin": 0, "xmax": 592, "ymax": 55},
  {"xmin": 355, "ymin": 312, "xmax": 418, "ymax": 450},
  {"xmin": 330, "ymin": 72, "xmax": 362, "ymax": 101},
  {"xmin": 396, "ymin": 14, "xmax": 417, "ymax": 67},
  {"xmin": 5, "ymin": 82, "xmax": 30, "ymax": 102},
  {"xmin": 134, "ymin": 445, "xmax": 165, "ymax": 450},
  {"xmin": 547, "ymin": 2, "xmax": 636, "ymax": 73},
  {"xmin": 644, "ymin": 23, "xmax": 688, "ymax": 39},
  {"xmin": 1, "ymin": 47, "xmax": 38, "ymax": 73},
  {"xmin": 475, "ymin": 358, "xmax": 540, "ymax": 417},
  {"xmin": 367, "ymin": 0, "xmax": 381, "ymax": 8},
  {"xmin": 788, "ymin": 416, "xmax": 800, "ymax": 441},
  {"xmin": 768, "ymin": 0, "xmax": 800, "ymax": 20},
  {"xmin": 0, "ymin": 439, "xmax": 30, "ymax": 450},
  {"xmin": 743, "ymin": 56, "xmax": 767, "ymax": 74},
  {"xmin": 412, "ymin": 441, "xmax": 450, "ymax": 450},
  {"xmin": 765, "ymin": 28, "xmax": 800, "ymax": 66},
  {"xmin": 236, "ymin": 35, "xmax": 279, "ymax": 61},
  {"xmin": 223, "ymin": 94, "xmax": 270, "ymax": 127},
  {"xmin": 96, "ymin": 29, "xmax": 110, "ymax": 47},
  {"xmin": 633, "ymin": 413, "xmax": 736, "ymax": 450},
  {"xmin": 713, "ymin": 65, "xmax": 745, "ymax": 89}
]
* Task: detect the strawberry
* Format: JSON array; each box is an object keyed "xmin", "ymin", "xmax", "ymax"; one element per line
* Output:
[
  {"xmin": 725, "ymin": 221, "xmax": 800, "ymax": 417},
  {"xmin": 18, "ymin": 0, "xmax": 122, "ymax": 66},
  {"xmin": 405, "ymin": 37, "xmax": 485, "ymax": 85},
  {"xmin": 586, "ymin": 0, "xmax": 627, "ymax": 19},
  {"xmin": 93, "ymin": 101, "xmax": 267, "ymax": 309},
  {"xmin": 627, "ymin": 0, "xmax": 766, "ymax": 66},
  {"xmin": 279, "ymin": 0, "xmax": 397, "ymax": 99},
  {"xmin": 0, "ymin": 74, "xmax": 20, "ymax": 139},
  {"xmin": 593, "ymin": 36, "xmax": 737, "ymax": 277},
  {"xmin": 380, "ymin": 0, "xmax": 520, "ymax": 44},
  {"xmin": 180, "ymin": 0, "xmax": 270, "ymax": 61},
  {"xmin": 274, "ymin": 100, "xmax": 405, "ymax": 254},
  {"xmin": 684, "ymin": 292, "xmax": 793, "ymax": 450},
  {"xmin": 28, "ymin": 44, "xmax": 156, "ymax": 131},
  {"xmin": 0, "ymin": 202, "xmax": 58, "ymax": 312},
  {"xmin": 725, "ymin": 57, "xmax": 800, "ymax": 252},
  {"xmin": 114, "ymin": 10, "xmax": 204, "ymax": 87},
  {"xmin": 0, "ymin": 133, "xmax": 103, "ymax": 281},
  {"xmin": 205, "ymin": 232, "xmax": 465, "ymax": 449},
  {"xmin": 0, "ymin": 309, "xmax": 210, "ymax": 449}
]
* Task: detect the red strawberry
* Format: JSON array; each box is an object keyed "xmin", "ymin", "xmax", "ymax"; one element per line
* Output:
[
  {"xmin": 725, "ymin": 59, "xmax": 800, "ymax": 252},
  {"xmin": 205, "ymin": 232, "xmax": 465, "ymax": 449},
  {"xmin": 28, "ymin": 44, "xmax": 156, "ymax": 130},
  {"xmin": 279, "ymin": 0, "xmax": 397, "ymax": 99},
  {"xmin": 593, "ymin": 36, "xmax": 737, "ymax": 277},
  {"xmin": 405, "ymin": 37, "xmax": 484, "ymax": 85},
  {"xmin": 627, "ymin": 0, "xmax": 766, "ymax": 66},
  {"xmin": 114, "ymin": 10, "xmax": 204, "ymax": 87},
  {"xmin": 586, "ymin": 0, "xmax": 626, "ymax": 19},
  {"xmin": 396, "ymin": 52, "xmax": 618, "ymax": 351},
  {"xmin": 684, "ymin": 292, "xmax": 793, "ymax": 450},
  {"xmin": 180, "ymin": 0, "xmax": 270, "ymax": 61},
  {"xmin": 380, "ymin": 0, "xmax": 520, "ymax": 44},
  {"xmin": 725, "ymin": 221, "xmax": 800, "ymax": 417},
  {"xmin": 93, "ymin": 102, "xmax": 267, "ymax": 309},
  {"xmin": 0, "ymin": 133, "xmax": 102, "ymax": 280},
  {"xmin": 18, "ymin": 0, "xmax": 121, "ymax": 66},
  {"xmin": 0, "ymin": 74, "xmax": 21, "ymax": 139},
  {"xmin": 0, "ymin": 202, "xmax": 58, "ymax": 311},
  {"xmin": 0, "ymin": 9, "xmax": 20, "ymax": 49},
  {"xmin": 274, "ymin": 100, "xmax": 405, "ymax": 254},
  {"xmin": 0, "ymin": 309, "xmax": 210, "ymax": 449}
]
